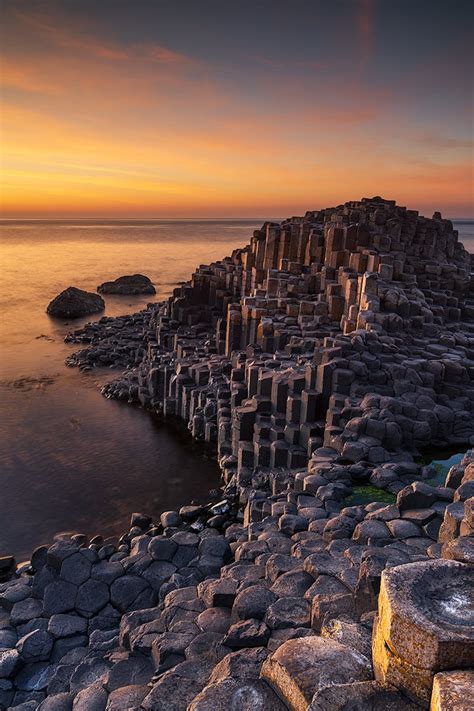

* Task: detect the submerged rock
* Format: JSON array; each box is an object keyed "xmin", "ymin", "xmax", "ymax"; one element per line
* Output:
[
  {"xmin": 47, "ymin": 287, "xmax": 104, "ymax": 319},
  {"xmin": 97, "ymin": 274, "xmax": 156, "ymax": 295}
]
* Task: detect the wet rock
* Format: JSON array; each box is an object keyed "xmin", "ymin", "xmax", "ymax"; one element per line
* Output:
[
  {"xmin": 97, "ymin": 274, "xmax": 156, "ymax": 295},
  {"xmin": 47, "ymin": 287, "xmax": 105, "ymax": 319}
]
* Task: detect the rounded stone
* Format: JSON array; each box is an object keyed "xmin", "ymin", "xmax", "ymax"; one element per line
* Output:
[{"xmin": 47, "ymin": 287, "xmax": 104, "ymax": 319}]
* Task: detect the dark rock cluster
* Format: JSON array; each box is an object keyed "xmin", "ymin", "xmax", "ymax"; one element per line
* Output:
[{"xmin": 4, "ymin": 198, "xmax": 473, "ymax": 709}]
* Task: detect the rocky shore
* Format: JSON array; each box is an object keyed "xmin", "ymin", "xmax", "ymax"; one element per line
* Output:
[{"xmin": 1, "ymin": 197, "xmax": 474, "ymax": 710}]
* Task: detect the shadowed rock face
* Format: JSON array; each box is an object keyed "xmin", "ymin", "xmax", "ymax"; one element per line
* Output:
[
  {"xmin": 46, "ymin": 287, "xmax": 105, "ymax": 319},
  {"xmin": 97, "ymin": 274, "xmax": 156, "ymax": 295}
]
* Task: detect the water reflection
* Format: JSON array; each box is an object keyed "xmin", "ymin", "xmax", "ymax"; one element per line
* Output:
[{"xmin": 0, "ymin": 220, "xmax": 261, "ymax": 559}]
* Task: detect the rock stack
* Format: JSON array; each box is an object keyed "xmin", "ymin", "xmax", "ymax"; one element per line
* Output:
[{"xmin": 1, "ymin": 197, "xmax": 473, "ymax": 709}]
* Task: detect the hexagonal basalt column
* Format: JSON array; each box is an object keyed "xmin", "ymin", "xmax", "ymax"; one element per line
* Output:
[
  {"xmin": 373, "ymin": 560, "xmax": 474, "ymax": 706},
  {"xmin": 261, "ymin": 636, "xmax": 372, "ymax": 711},
  {"xmin": 430, "ymin": 670, "xmax": 474, "ymax": 710}
]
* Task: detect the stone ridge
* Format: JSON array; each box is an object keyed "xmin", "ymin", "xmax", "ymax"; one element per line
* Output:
[{"xmin": 1, "ymin": 197, "xmax": 473, "ymax": 710}]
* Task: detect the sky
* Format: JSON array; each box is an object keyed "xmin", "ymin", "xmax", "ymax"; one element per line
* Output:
[{"xmin": 0, "ymin": 0, "xmax": 473, "ymax": 218}]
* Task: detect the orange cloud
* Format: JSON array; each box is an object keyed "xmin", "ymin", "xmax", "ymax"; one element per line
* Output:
[
  {"xmin": 13, "ymin": 7, "xmax": 130, "ymax": 60},
  {"xmin": 0, "ymin": 1, "xmax": 472, "ymax": 218}
]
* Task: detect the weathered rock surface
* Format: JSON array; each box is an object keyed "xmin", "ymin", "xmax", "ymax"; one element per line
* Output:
[
  {"xmin": 430, "ymin": 670, "xmax": 474, "ymax": 710},
  {"xmin": 47, "ymin": 287, "xmax": 104, "ymax": 319},
  {"xmin": 261, "ymin": 636, "xmax": 372, "ymax": 710}
]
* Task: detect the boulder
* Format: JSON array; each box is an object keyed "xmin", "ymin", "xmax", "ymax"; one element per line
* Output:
[
  {"xmin": 47, "ymin": 287, "xmax": 104, "ymax": 319},
  {"xmin": 97, "ymin": 274, "xmax": 156, "ymax": 295}
]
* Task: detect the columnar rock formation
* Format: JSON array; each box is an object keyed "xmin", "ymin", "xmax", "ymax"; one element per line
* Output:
[{"xmin": 2, "ymin": 198, "xmax": 473, "ymax": 710}]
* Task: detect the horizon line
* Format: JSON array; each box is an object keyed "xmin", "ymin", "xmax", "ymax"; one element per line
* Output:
[{"xmin": 1, "ymin": 215, "xmax": 473, "ymax": 221}]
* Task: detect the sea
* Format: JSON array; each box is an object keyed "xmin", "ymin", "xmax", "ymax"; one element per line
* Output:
[{"xmin": 0, "ymin": 218, "xmax": 472, "ymax": 560}]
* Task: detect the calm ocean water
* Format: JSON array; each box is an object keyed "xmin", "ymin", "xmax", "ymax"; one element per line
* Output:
[
  {"xmin": 0, "ymin": 219, "xmax": 263, "ymax": 559},
  {"xmin": 0, "ymin": 218, "xmax": 472, "ymax": 559}
]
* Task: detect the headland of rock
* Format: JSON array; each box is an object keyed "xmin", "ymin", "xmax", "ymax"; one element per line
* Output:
[{"xmin": 2, "ymin": 197, "xmax": 474, "ymax": 710}]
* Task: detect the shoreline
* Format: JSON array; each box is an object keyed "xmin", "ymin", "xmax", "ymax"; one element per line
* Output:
[{"xmin": 1, "ymin": 196, "xmax": 473, "ymax": 710}]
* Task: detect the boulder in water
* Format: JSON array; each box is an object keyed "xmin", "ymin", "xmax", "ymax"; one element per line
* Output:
[
  {"xmin": 97, "ymin": 274, "xmax": 156, "ymax": 295},
  {"xmin": 47, "ymin": 287, "xmax": 105, "ymax": 319}
]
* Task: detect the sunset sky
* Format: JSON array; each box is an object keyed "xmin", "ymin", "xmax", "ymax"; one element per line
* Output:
[{"xmin": 0, "ymin": 0, "xmax": 473, "ymax": 217}]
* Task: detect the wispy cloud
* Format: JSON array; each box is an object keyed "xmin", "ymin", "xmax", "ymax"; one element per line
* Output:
[
  {"xmin": 14, "ymin": 8, "xmax": 130, "ymax": 60},
  {"xmin": 248, "ymin": 53, "xmax": 326, "ymax": 72},
  {"xmin": 12, "ymin": 5, "xmax": 199, "ymax": 69},
  {"xmin": 415, "ymin": 133, "xmax": 474, "ymax": 150}
]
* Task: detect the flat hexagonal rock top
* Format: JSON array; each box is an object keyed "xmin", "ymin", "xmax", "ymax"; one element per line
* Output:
[
  {"xmin": 378, "ymin": 560, "xmax": 474, "ymax": 671},
  {"xmin": 260, "ymin": 636, "xmax": 372, "ymax": 711},
  {"xmin": 431, "ymin": 670, "xmax": 474, "ymax": 710},
  {"xmin": 309, "ymin": 680, "xmax": 419, "ymax": 710}
]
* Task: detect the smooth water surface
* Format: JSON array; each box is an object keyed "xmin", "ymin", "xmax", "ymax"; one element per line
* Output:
[{"xmin": 0, "ymin": 219, "xmax": 262, "ymax": 559}]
